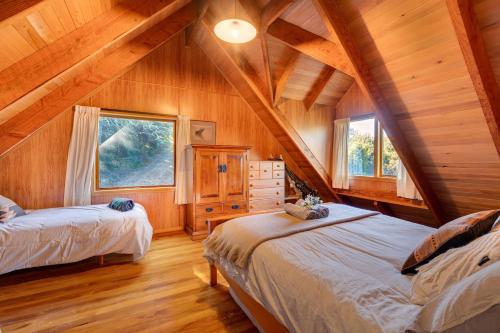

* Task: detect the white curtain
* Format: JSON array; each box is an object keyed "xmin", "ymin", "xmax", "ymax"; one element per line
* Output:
[
  {"xmin": 332, "ymin": 118, "xmax": 350, "ymax": 189},
  {"xmin": 64, "ymin": 105, "xmax": 100, "ymax": 207},
  {"xmin": 396, "ymin": 160, "xmax": 423, "ymax": 200},
  {"xmin": 175, "ymin": 115, "xmax": 191, "ymax": 204}
]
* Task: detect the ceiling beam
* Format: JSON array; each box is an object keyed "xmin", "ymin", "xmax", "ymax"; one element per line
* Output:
[
  {"xmin": 0, "ymin": 0, "xmax": 186, "ymax": 113},
  {"xmin": 261, "ymin": 0, "xmax": 294, "ymax": 32},
  {"xmin": 184, "ymin": 0, "xmax": 209, "ymax": 46},
  {"xmin": 268, "ymin": 18, "xmax": 355, "ymax": 77},
  {"xmin": 303, "ymin": 66, "xmax": 335, "ymax": 111},
  {"xmin": 194, "ymin": 18, "xmax": 341, "ymax": 202},
  {"xmin": 0, "ymin": 3, "xmax": 196, "ymax": 156},
  {"xmin": 312, "ymin": 0, "xmax": 446, "ymax": 224},
  {"xmin": 274, "ymin": 51, "xmax": 300, "ymax": 105},
  {"xmin": 447, "ymin": 0, "xmax": 500, "ymax": 156}
]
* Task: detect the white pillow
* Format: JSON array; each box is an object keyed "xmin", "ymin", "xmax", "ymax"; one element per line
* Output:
[
  {"xmin": 406, "ymin": 262, "xmax": 500, "ymax": 333},
  {"xmin": 410, "ymin": 230, "xmax": 500, "ymax": 305}
]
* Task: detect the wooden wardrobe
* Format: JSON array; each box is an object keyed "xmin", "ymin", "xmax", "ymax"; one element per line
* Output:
[{"xmin": 185, "ymin": 145, "xmax": 250, "ymax": 239}]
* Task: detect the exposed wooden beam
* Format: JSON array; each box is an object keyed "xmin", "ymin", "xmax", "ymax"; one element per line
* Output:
[
  {"xmin": 184, "ymin": 0, "xmax": 209, "ymax": 47},
  {"xmin": 261, "ymin": 0, "xmax": 294, "ymax": 32},
  {"xmin": 303, "ymin": 66, "xmax": 335, "ymax": 111},
  {"xmin": 312, "ymin": 0, "xmax": 446, "ymax": 224},
  {"xmin": 447, "ymin": 0, "xmax": 500, "ymax": 156},
  {"xmin": 0, "ymin": 3, "xmax": 196, "ymax": 156},
  {"xmin": 268, "ymin": 19, "xmax": 355, "ymax": 77},
  {"xmin": 274, "ymin": 51, "xmax": 300, "ymax": 105},
  {"xmin": 194, "ymin": 18, "xmax": 341, "ymax": 202},
  {"xmin": 0, "ymin": 0, "xmax": 186, "ymax": 113}
]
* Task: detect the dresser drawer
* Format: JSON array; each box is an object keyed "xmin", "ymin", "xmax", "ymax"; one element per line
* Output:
[
  {"xmin": 249, "ymin": 170, "xmax": 260, "ymax": 179},
  {"xmin": 259, "ymin": 161, "xmax": 273, "ymax": 173},
  {"xmin": 259, "ymin": 169, "xmax": 272, "ymax": 179},
  {"xmin": 196, "ymin": 203, "xmax": 223, "ymax": 216},
  {"xmin": 273, "ymin": 170, "xmax": 285, "ymax": 179},
  {"xmin": 249, "ymin": 178, "xmax": 284, "ymax": 189},
  {"xmin": 272, "ymin": 161, "xmax": 284, "ymax": 171},
  {"xmin": 249, "ymin": 161, "xmax": 260, "ymax": 171},
  {"xmin": 249, "ymin": 187, "xmax": 284, "ymax": 199},
  {"xmin": 223, "ymin": 201, "xmax": 248, "ymax": 214},
  {"xmin": 195, "ymin": 217, "xmax": 209, "ymax": 232},
  {"xmin": 249, "ymin": 198, "xmax": 285, "ymax": 211}
]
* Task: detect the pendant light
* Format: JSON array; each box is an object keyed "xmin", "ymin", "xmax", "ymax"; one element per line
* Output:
[{"xmin": 214, "ymin": 0, "xmax": 256, "ymax": 44}]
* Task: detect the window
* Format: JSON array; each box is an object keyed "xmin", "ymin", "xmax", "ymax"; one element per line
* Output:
[
  {"xmin": 348, "ymin": 117, "xmax": 375, "ymax": 176},
  {"xmin": 348, "ymin": 115, "xmax": 400, "ymax": 178},
  {"xmin": 96, "ymin": 112, "xmax": 175, "ymax": 189}
]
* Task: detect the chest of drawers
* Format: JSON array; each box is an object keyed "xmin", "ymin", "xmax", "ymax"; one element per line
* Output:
[{"xmin": 248, "ymin": 161, "xmax": 285, "ymax": 212}]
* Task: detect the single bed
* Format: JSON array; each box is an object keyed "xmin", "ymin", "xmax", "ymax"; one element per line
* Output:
[
  {"xmin": 204, "ymin": 203, "xmax": 499, "ymax": 333},
  {"xmin": 0, "ymin": 204, "xmax": 153, "ymax": 275}
]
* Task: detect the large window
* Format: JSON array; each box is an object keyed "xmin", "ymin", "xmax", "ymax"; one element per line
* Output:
[
  {"xmin": 96, "ymin": 111, "xmax": 175, "ymax": 189},
  {"xmin": 348, "ymin": 115, "xmax": 400, "ymax": 178}
]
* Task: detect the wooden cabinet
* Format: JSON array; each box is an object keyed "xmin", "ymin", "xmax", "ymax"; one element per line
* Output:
[
  {"xmin": 186, "ymin": 145, "xmax": 250, "ymax": 239},
  {"xmin": 249, "ymin": 161, "xmax": 285, "ymax": 212}
]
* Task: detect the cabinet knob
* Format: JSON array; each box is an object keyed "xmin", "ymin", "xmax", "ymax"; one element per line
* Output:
[
  {"xmin": 276, "ymin": 202, "xmax": 280, "ymax": 206},
  {"xmin": 276, "ymin": 182, "xmax": 280, "ymax": 185},
  {"xmin": 206, "ymin": 207, "xmax": 213, "ymax": 213},
  {"xmin": 263, "ymin": 169, "xmax": 267, "ymax": 172},
  {"xmin": 250, "ymin": 184, "xmax": 254, "ymax": 187},
  {"xmin": 231, "ymin": 205, "xmax": 240, "ymax": 209}
]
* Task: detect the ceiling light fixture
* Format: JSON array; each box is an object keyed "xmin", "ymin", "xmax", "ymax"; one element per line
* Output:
[{"xmin": 214, "ymin": 1, "xmax": 256, "ymax": 44}]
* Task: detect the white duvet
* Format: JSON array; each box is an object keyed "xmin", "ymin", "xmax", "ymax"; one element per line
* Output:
[
  {"xmin": 215, "ymin": 212, "xmax": 435, "ymax": 333},
  {"xmin": 0, "ymin": 204, "xmax": 153, "ymax": 275}
]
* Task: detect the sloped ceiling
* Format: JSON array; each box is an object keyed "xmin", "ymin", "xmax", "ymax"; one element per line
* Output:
[{"xmin": 0, "ymin": 0, "xmax": 498, "ymax": 221}]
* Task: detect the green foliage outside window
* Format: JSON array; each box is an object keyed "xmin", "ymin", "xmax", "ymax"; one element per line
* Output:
[
  {"xmin": 348, "ymin": 118, "xmax": 375, "ymax": 176},
  {"xmin": 98, "ymin": 116, "xmax": 174, "ymax": 188},
  {"xmin": 382, "ymin": 130, "xmax": 399, "ymax": 176}
]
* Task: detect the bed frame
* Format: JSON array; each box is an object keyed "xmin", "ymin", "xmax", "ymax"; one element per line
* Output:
[{"xmin": 207, "ymin": 217, "xmax": 289, "ymax": 333}]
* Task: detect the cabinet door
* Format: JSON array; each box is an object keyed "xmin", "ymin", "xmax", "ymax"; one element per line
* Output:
[
  {"xmin": 195, "ymin": 150, "xmax": 223, "ymax": 204},
  {"xmin": 222, "ymin": 151, "xmax": 247, "ymax": 202}
]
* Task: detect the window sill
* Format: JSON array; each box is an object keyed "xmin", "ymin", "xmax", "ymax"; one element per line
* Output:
[
  {"xmin": 93, "ymin": 186, "xmax": 175, "ymax": 194},
  {"xmin": 349, "ymin": 176, "xmax": 396, "ymax": 182}
]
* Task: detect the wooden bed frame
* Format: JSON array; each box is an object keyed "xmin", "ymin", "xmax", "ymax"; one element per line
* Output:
[{"xmin": 206, "ymin": 216, "xmax": 289, "ymax": 333}]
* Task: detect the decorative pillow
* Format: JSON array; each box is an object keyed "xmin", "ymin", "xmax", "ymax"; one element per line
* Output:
[
  {"xmin": 410, "ymin": 230, "xmax": 500, "ymax": 305},
  {"xmin": 0, "ymin": 195, "xmax": 26, "ymax": 223},
  {"xmin": 491, "ymin": 216, "xmax": 500, "ymax": 232},
  {"xmin": 401, "ymin": 209, "xmax": 500, "ymax": 274}
]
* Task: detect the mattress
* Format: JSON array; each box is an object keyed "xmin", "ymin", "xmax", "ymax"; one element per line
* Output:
[
  {"xmin": 216, "ymin": 212, "xmax": 435, "ymax": 333},
  {"xmin": 0, "ymin": 204, "xmax": 153, "ymax": 275}
]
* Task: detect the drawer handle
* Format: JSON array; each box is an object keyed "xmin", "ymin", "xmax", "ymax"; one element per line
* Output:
[
  {"xmin": 231, "ymin": 205, "xmax": 240, "ymax": 209},
  {"xmin": 205, "ymin": 207, "xmax": 213, "ymax": 213},
  {"xmin": 250, "ymin": 194, "xmax": 254, "ymax": 197},
  {"xmin": 276, "ymin": 202, "xmax": 280, "ymax": 206},
  {"xmin": 250, "ymin": 205, "xmax": 254, "ymax": 209},
  {"xmin": 276, "ymin": 191, "xmax": 280, "ymax": 195},
  {"xmin": 250, "ymin": 174, "xmax": 254, "ymax": 178},
  {"xmin": 250, "ymin": 184, "xmax": 254, "ymax": 187},
  {"xmin": 263, "ymin": 170, "xmax": 268, "ymax": 172},
  {"xmin": 276, "ymin": 182, "xmax": 280, "ymax": 185}
]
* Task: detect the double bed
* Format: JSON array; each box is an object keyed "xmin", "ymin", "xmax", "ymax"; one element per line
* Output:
[
  {"xmin": 204, "ymin": 203, "xmax": 499, "ymax": 333},
  {"xmin": 0, "ymin": 204, "xmax": 153, "ymax": 275}
]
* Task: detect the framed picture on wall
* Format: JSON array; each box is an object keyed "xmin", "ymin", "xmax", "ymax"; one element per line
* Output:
[{"xmin": 190, "ymin": 120, "xmax": 216, "ymax": 145}]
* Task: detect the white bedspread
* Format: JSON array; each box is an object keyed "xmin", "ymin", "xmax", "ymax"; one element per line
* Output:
[
  {"xmin": 0, "ymin": 204, "xmax": 153, "ymax": 275},
  {"xmin": 212, "ymin": 208, "xmax": 435, "ymax": 333}
]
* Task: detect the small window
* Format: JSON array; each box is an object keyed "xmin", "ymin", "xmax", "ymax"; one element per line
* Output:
[
  {"xmin": 348, "ymin": 117, "xmax": 375, "ymax": 176},
  {"xmin": 96, "ymin": 112, "xmax": 175, "ymax": 189},
  {"xmin": 381, "ymin": 130, "xmax": 399, "ymax": 177}
]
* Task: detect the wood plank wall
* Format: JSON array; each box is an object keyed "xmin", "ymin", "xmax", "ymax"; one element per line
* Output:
[
  {"xmin": 0, "ymin": 32, "xmax": 287, "ymax": 234},
  {"xmin": 337, "ymin": 0, "xmax": 500, "ymax": 220}
]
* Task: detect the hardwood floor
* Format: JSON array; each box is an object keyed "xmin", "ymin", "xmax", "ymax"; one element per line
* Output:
[{"xmin": 0, "ymin": 235, "xmax": 258, "ymax": 333}]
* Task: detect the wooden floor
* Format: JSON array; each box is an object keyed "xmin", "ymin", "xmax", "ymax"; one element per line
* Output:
[{"xmin": 0, "ymin": 234, "xmax": 258, "ymax": 333}]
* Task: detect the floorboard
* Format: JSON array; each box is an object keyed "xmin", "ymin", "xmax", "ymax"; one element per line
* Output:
[{"xmin": 0, "ymin": 235, "xmax": 258, "ymax": 333}]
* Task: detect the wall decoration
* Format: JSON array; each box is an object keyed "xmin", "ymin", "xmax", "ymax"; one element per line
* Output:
[{"xmin": 190, "ymin": 120, "xmax": 216, "ymax": 145}]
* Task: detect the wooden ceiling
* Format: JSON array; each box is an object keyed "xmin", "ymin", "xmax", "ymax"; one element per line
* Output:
[{"xmin": 0, "ymin": 0, "xmax": 499, "ymax": 222}]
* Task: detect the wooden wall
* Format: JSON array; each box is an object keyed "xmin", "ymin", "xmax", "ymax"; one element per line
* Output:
[
  {"xmin": 336, "ymin": 0, "xmax": 500, "ymax": 220},
  {"xmin": 277, "ymin": 99, "xmax": 335, "ymax": 178},
  {"xmin": 0, "ymin": 32, "xmax": 287, "ymax": 234}
]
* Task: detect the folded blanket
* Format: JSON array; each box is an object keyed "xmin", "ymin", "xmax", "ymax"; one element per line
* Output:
[
  {"xmin": 108, "ymin": 198, "xmax": 135, "ymax": 212},
  {"xmin": 204, "ymin": 203, "xmax": 379, "ymax": 269},
  {"xmin": 284, "ymin": 203, "xmax": 329, "ymax": 220}
]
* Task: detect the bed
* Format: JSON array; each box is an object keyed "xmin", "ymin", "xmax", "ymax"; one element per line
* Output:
[
  {"xmin": 0, "ymin": 204, "xmax": 153, "ymax": 275},
  {"xmin": 204, "ymin": 203, "xmax": 500, "ymax": 333}
]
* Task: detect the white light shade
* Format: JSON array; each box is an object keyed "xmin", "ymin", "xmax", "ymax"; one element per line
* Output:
[{"xmin": 214, "ymin": 19, "xmax": 257, "ymax": 44}]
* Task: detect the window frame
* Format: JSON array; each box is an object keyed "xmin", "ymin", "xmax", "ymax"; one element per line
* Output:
[
  {"xmin": 94, "ymin": 109, "xmax": 177, "ymax": 192},
  {"xmin": 348, "ymin": 114, "xmax": 398, "ymax": 180}
]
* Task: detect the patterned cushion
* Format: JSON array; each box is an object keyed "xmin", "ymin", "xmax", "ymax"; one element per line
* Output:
[
  {"xmin": 401, "ymin": 210, "xmax": 500, "ymax": 275},
  {"xmin": 0, "ymin": 195, "xmax": 26, "ymax": 223}
]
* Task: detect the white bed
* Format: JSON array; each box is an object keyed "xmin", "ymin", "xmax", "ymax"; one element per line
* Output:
[
  {"xmin": 0, "ymin": 204, "xmax": 153, "ymax": 275},
  {"xmin": 205, "ymin": 204, "xmax": 500, "ymax": 333}
]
